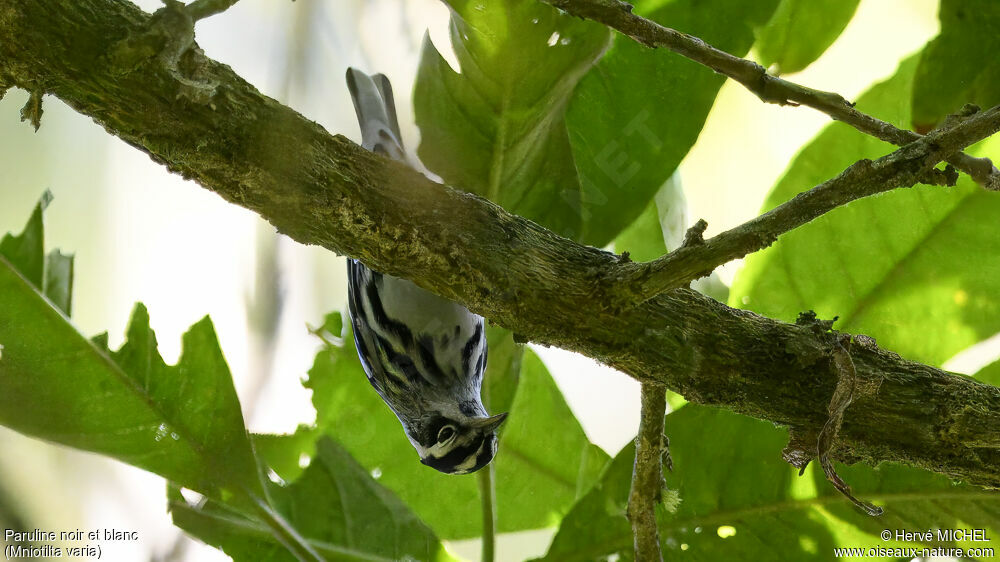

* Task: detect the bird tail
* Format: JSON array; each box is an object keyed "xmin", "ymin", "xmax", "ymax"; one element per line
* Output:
[{"xmin": 346, "ymin": 68, "xmax": 404, "ymax": 160}]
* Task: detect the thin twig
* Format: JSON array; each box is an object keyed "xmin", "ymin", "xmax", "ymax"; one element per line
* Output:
[
  {"xmin": 185, "ymin": 0, "xmax": 241, "ymax": 21},
  {"xmin": 623, "ymin": 104, "xmax": 1000, "ymax": 303},
  {"xmin": 478, "ymin": 464, "xmax": 497, "ymax": 562},
  {"xmin": 541, "ymin": 0, "xmax": 1000, "ymax": 190},
  {"xmin": 627, "ymin": 383, "xmax": 667, "ymax": 562}
]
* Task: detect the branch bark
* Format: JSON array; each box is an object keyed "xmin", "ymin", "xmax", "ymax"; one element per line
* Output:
[
  {"xmin": 627, "ymin": 384, "xmax": 667, "ymax": 562},
  {"xmin": 185, "ymin": 0, "xmax": 241, "ymax": 22},
  {"xmin": 622, "ymin": 104, "xmax": 1000, "ymax": 302},
  {"xmin": 540, "ymin": 0, "xmax": 1000, "ymax": 191},
  {"xmin": 3, "ymin": 0, "xmax": 1000, "ymax": 488}
]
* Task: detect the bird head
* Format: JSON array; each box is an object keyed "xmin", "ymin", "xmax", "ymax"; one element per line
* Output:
[{"xmin": 408, "ymin": 412, "xmax": 508, "ymax": 474}]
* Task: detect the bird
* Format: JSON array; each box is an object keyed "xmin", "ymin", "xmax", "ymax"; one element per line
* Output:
[{"xmin": 344, "ymin": 68, "xmax": 507, "ymax": 475}]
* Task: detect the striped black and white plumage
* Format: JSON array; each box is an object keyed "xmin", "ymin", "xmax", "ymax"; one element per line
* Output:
[{"xmin": 345, "ymin": 68, "xmax": 506, "ymax": 475}]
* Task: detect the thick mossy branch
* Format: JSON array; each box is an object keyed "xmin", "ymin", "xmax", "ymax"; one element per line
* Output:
[{"xmin": 3, "ymin": 0, "xmax": 1000, "ymax": 488}]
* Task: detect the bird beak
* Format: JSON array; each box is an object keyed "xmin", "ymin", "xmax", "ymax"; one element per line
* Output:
[{"xmin": 470, "ymin": 412, "xmax": 508, "ymax": 432}]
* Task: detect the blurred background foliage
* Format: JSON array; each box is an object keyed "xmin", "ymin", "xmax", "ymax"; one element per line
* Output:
[{"xmin": 2, "ymin": 0, "xmax": 1000, "ymax": 560}]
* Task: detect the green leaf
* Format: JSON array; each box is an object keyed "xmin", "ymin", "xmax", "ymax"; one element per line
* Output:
[
  {"xmin": 170, "ymin": 437, "xmax": 455, "ymax": 562},
  {"xmin": 415, "ymin": 0, "xmax": 778, "ymax": 245},
  {"xmin": 613, "ymin": 174, "xmax": 727, "ymax": 307},
  {"xmin": 117, "ymin": 306, "xmax": 262, "ymax": 494},
  {"xmin": 253, "ymin": 427, "xmax": 318, "ymax": 484},
  {"xmin": 500, "ymin": 351, "xmax": 609, "ymax": 514},
  {"xmin": 43, "ymin": 249, "xmax": 73, "ymax": 316},
  {"xmin": 0, "ymin": 190, "xmax": 51, "ymax": 288},
  {"xmin": 0, "ymin": 191, "xmax": 73, "ymax": 316},
  {"xmin": 533, "ymin": 440, "xmax": 634, "ymax": 561},
  {"xmin": 482, "ymin": 325, "xmax": 522, "ymax": 417},
  {"xmin": 0, "ymin": 202, "xmax": 260, "ymax": 499},
  {"xmin": 313, "ymin": 310, "xmax": 343, "ymax": 340},
  {"xmin": 1, "ymin": 199, "xmax": 362, "ymax": 561},
  {"xmin": 615, "ymin": 197, "xmax": 667, "ymax": 263},
  {"xmin": 912, "ymin": 0, "xmax": 1000, "ymax": 131},
  {"xmin": 300, "ymin": 315, "xmax": 608, "ymax": 538},
  {"xmin": 974, "ymin": 360, "xmax": 1000, "ymax": 387},
  {"xmin": 807, "ymin": 461, "xmax": 1000, "ymax": 557},
  {"xmin": 614, "ymin": 174, "xmax": 685, "ymax": 262},
  {"xmin": 414, "ymin": 0, "xmax": 611, "ymax": 242},
  {"xmin": 538, "ymin": 404, "xmax": 1000, "ymax": 561},
  {"xmin": 754, "ymin": 0, "xmax": 861, "ymax": 74},
  {"xmin": 564, "ymin": 0, "xmax": 779, "ymax": 245},
  {"xmin": 729, "ymin": 55, "xmax": 1000, "ymax": 367},
  {"xmin": 0, "ymin": 289, "xmax": 261, "ymax": 500}
]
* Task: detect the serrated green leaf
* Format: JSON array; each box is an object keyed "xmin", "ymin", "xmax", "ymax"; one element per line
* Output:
[
  {"xmin": 0, "ymin": 192, "xmax": 72, "ymax": 316},
  {"xmin": 729, "ymin": 55, "xmax": 1000, "ymax": 367},
  {"xmin": 1, "ymin": 199, "xmax": 361, "ymax": 561},
  {"xmin": 755, "ymin": 0, "xmax": 861, "ymax": 74},
  {"xmin": 0, "ymin": 206, "xmax": 261, "ymax": 500},
  {"xmin": 316, "ymin": 311, "xmax": 343, "ymax": 340},
  {"xmin": 116, "ymin": 304, "xmax": 261, "ymax": 494},
  {"xmin": 0, "ymin": 279, "xmax": 261, "ymax": 499},
  {"xmin": 538, "ymin": 405, "xmax": 1000, "ymax": 561},
  {"xmin": 912, "ymin": 0, "xmax": 1000, "ymax": 131},
  {"xmin": 300, "ymin": 325, "xmax": 608, "ymax": 538},
  {"xmin": 0, "ymin": 190, "xmax": 51, "ymax": 288},
  {"xmin": 170, "ymin": 437, "xmax": 455, "ymax": 562},
  {"xmin": 565, "ymin": 0, "xmax": 779, "ymax": 245},
  {"xmin": 414, "ymin": 0, "xmax": 612, "ymax": 242},
  {"xmin": 90, "ymin": 331, "xmax": 110, "ymax": 351}
]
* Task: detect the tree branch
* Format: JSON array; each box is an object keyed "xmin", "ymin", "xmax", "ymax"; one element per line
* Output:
[
  {"xmin": 622, "ymin": 104, "xmax": 1000, "ymax": 302},
  {"xmin": 185, "ymin": 0, "xmax": 241, "ymax": 22},
  {"xmin": 627, "ymin": 383, "xmax": 667, "ymax": 562},
  {"xmin": 540, "ymin": 0, "xmax": 1000, "ymax": 191},
  {"xmin": 3, "ymin": 0, "xmax": 1000, "ymax": 488}
]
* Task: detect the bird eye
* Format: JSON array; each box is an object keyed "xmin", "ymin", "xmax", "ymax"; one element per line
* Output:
[{"xmin": 437, "ymin": 425, "xmax": 456, "ymax": 443}]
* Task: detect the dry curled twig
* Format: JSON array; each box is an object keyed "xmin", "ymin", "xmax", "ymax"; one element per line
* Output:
[{"xmin": 818, "ymin": 335, "xmax": 883, "ymax": 516}]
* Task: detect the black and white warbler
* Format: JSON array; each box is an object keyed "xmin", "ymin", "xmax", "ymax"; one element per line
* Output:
[{"xmin": 345, "ymin": 68, "xmax": 507, "ymax": 475}]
